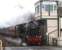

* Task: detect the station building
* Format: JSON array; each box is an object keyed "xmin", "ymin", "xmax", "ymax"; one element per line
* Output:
[{"xmin": 34, "ymin": 0, "xmax": 62, "ymax": 46}]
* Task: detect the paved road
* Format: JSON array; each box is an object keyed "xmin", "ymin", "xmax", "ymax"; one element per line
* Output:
[{"xmin": 5, "ymin": 46, "xmax": 62, "ymax": 50}]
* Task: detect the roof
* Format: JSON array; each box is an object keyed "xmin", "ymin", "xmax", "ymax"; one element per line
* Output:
[{"xmin": 35, "ymin": 0, "xmax": 58, "ymax": 5}]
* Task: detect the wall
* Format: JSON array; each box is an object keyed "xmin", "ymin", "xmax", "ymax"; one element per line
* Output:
[{"xmin": 47, "ymin": 19, "xmax": 58, "ymax": 45}]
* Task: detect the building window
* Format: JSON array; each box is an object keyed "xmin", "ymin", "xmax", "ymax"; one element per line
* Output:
[
  {"xmin": 41, "ymin": 2, "xmax": 57, "ymax": 16},
  {"xmin": 45, "ymin": 5, "xmax": 53, "ymax": 12},
  {"xmin": 50, "ymin": 5, "xmax": 53, "ymax": 11},
  {"xmin": 54, "ymin": 5, "xmax": 57, "ymax": 10},
  {"xmin": 35, "ymin": 5, "xmax": 39, "ymax": 14}
]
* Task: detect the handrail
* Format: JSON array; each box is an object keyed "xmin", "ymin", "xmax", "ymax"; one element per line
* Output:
[
  {"xmin": 48, "ymin": 29, "xmax": 58, "ymax": 45},
  {"xmin": 48, "ymin": 29, "xmax": 57, "ymax": 35}
]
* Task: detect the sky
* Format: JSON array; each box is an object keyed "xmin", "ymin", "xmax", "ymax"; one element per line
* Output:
[{"xmin": 0, "ymin": 0, "xmax": 38, "ymax": 28}]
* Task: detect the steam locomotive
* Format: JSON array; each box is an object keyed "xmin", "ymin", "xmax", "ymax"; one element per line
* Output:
[{"xmin": 16, "ymin": 19, "xmax": 47, "ymax": 46}]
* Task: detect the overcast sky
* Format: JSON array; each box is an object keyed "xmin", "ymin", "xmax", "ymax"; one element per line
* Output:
[{"xmin": 0, "ymin": 0, "xmax": 38, "ymax": 28}]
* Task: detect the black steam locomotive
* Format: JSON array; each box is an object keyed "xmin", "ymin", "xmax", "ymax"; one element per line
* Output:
[{"xmin": 16, "ymin": 19, "xmax": 47, "ymax": 46}]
